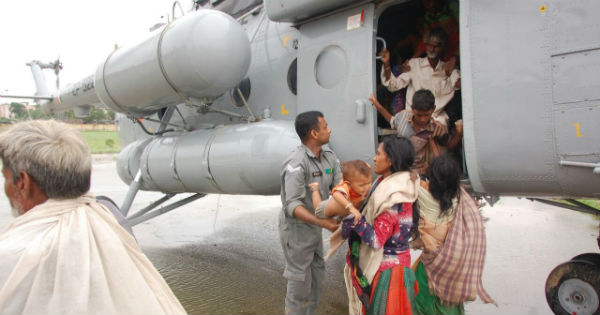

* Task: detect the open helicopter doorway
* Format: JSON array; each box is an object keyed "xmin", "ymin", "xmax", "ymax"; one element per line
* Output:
[{"xmin": 374, "ymin": 0, "xmax": 465, "ymax": 175}]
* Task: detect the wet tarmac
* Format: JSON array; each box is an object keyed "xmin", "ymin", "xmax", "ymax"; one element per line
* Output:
[{"xmin": 0, "ymin": 157, "xmax": 598, "ymax": 314}]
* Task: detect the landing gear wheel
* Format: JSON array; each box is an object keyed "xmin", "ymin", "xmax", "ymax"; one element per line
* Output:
[
  {"xmin": 571, "ymin": 253, "xmax": 600, "ymax": 266},
  {"xmin": 545, "ymin": 260, "xmax": 600, "ymax": 315}
]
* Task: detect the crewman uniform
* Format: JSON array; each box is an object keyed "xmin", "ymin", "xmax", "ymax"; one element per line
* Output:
[{"xmin": 279, "ymin": 144, "xmax": 342, "ymax": 315}]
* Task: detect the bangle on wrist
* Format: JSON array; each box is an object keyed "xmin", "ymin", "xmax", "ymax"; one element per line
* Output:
[
  {"xmin": 345, "ymin": 202, "xmax": 353, "ymax": 210},
  {"xmin": 311, "ymin": 187, "xmax": 318, "ymax": 192}
]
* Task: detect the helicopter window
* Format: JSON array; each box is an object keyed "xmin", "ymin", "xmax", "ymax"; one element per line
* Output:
[
  {"xmin": 231, "ymin": 77, "xmax": 251, "ymax": 107},
  {"xmin": 314, "ymin": 45, "xmax": 347, "ymax": 89},
  {"xmin": 287, "ymin": 58, "xmax": 297, "ymax": 95}
]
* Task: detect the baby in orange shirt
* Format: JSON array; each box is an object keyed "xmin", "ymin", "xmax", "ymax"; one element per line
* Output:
[{"xmin": 309, "ymin": 160, "xmax": 372, "ymax": 222}]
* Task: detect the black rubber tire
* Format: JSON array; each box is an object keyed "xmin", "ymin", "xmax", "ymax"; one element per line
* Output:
[
  {"xmin": 572, "ymin": 253, "xmax": 600, "ymax": 267},
  {"xmin": 545, "ymin": 260, "xmax": 600, "ymax": 315}
]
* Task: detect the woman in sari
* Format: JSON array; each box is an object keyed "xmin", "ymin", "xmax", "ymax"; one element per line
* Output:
[
  {"xmin": 412, "ymin": 155, "xmax": 495, "ymax": 314},
  {"xmin": 342, "ymin": 136, "xmax": 420, "ymax": 315}
]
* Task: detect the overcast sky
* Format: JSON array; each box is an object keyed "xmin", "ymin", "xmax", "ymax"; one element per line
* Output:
[{"xmin": 0, "ymin": 0, "xmax": 192, "ymax": 103}]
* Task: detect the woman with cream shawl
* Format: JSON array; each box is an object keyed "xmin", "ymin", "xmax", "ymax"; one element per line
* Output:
[
  {"xmin": 341, "ymin": 136, "xmax": 420, "ymax": 315},
  {"xmin": 412, "ymin": 155, "xmax": 495, "ymax": 314}
]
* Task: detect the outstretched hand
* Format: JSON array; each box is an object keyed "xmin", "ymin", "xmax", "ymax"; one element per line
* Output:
[
  {"xmin": 349, "ymin": 207, "xmax": 362, "ymax": 224},
  {"xmin": 432, "ymin": 121, "xmax": 445, "ymax": 137},
  {"xmin": 369, "ymin": 93, "xmax": 382, "ymax": 109},
  {"xmin": 454, "ymin": 120, "xmax": 464, "ymax": 136}
]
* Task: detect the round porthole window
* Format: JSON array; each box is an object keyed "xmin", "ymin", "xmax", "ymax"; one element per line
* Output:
[
  {"xmin": 287, "ymin": 58, "xmax": 297, "ymax": 95},
  {"xmin": 314, "ymin": 45, "xmax": 347, "ymax": 89}
]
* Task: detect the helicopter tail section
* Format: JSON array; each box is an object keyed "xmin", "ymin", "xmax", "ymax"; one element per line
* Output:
[{"xmin": 25, "ymin": 60, "xmax": 55, "ymax": 101}]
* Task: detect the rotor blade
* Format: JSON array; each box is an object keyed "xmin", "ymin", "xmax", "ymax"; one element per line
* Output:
[{"xmin": 0, "ymin": 94, "xmax": 53, "ymax": 101}]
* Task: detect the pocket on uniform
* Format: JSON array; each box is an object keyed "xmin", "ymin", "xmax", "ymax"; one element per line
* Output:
[
  {"xmin": 282, "ymin": 223, "xmax": 308, "ymax": 282},
  {"xmin": 279, "ymin": 221, "xmax": 291, "ymax": 248}
]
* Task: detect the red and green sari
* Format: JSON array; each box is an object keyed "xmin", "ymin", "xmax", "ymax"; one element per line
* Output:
[{"xmin": 343, "ymin": 172, "xmax": 420, "ymax": 314}]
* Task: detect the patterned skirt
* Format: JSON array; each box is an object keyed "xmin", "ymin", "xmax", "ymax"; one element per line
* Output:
[
  {"xmin": 366, "ymin": 265, "xmax": 418, "ymax": 315},
  {"xmin": 414, "ymin": 262, "xmax": 464, "ymax": 315}
]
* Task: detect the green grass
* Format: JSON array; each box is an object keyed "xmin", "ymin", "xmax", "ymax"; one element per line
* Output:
[
  {"xmin": 576, "ymin": 199, "xmax": 600, "ymax": 211},
  {"xmin": 555, "ymin": 199, "xmax": 600, "ymax": 212},
  {"xmin": 79, "ymin": 130, "xmax": 121, "ymax": 154}
]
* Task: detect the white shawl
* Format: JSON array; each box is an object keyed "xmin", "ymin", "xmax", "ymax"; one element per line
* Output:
[
  {"xmin": 0, "ymin": 194, "xmax": 186, "ymax": 314},
  {"xmin": 344, "ymin": 171, "xmax": 418, "ymax": 314}
]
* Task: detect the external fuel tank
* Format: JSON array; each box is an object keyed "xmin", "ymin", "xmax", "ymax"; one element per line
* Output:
[
  {"xmin": 117, "ymin": 121, "xmax": 299, "ymax": 195},
  {"xmin": 95, "ymin": 9, "xmax": 251, "ymax": 115},
  {"xmin": 44, "ymin": 9, "xmax": 251, "ymax": 116}
]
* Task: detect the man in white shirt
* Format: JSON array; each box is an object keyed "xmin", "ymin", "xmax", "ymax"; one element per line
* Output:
[
  {"xmin": 0, "ymin": 120, "xmax": 186, "ymax": 314},
  {"xmin": 380, "ymin": 27, "xmax": 460, "ymax": 127}
]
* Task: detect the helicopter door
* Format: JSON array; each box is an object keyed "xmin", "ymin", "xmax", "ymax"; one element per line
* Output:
[{"xmin": 297, "ymin": 3, "xmax": 377, "ymax": 162}]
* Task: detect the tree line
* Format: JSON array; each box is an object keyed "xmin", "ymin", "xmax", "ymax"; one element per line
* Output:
[{"xmin": 5, "ymin": 102, "xmax": 115, "ymax": 124}]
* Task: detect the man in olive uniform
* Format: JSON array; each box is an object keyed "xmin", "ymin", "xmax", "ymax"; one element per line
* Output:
[{"xmin": 279, "ymin": 111, "xmax": 342, "ymax": 315}]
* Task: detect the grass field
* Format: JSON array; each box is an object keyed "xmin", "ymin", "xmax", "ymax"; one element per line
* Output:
[
  {"xmin": 574, "ymin": 199, "xmax": 600, "ymax": 211},
  {"xmin": 79, "ymin": 130, "xmax": 121, "ymax": 154},
  {"xmin": 554, "ymin": 199, "xmax": 600, "ymax": 212}
]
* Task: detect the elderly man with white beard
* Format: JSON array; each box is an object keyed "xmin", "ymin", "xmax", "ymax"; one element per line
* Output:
[
  {"xmin": 379, "ymin": 27, "xmax": 461, "ymax": 127},
  {"xmin": 0, "ymin": 120, "xmax": 186, "ymax": 314}
]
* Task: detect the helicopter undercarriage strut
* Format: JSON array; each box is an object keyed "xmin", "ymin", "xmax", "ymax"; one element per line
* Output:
[{"xmin": 120, "ymin": 191, "xmax": 206, "ymax": 227}]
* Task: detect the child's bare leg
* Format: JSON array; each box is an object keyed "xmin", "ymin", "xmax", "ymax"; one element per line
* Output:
[{"xmin": 324, "ymin": 199, "xmax": 347, "ymax": 218}]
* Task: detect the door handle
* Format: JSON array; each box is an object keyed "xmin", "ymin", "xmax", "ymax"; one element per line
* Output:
[
  {"xmin": 375, "ymin": 37, "xmax": 387, "ymax": 60},
  {"xmin": 355, "ymin": 99, "xmax": 367, "ymax": 124}
]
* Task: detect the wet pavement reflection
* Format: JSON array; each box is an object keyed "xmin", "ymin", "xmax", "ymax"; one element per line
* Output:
[
  {"xmin": 143, "ymin": 241, "xmax": 348, "ymax": 314},
  {"xmin": 128, "ymin": 191, "xmax": 351, "ymax": 315},
  {"xmin": 144, "ymin": 244, "xmax": 346, "ymax": 314}
]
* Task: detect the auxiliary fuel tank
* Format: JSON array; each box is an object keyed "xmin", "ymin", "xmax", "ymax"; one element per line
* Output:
[
  {"xmin": 95, "ymin": 9, "xmax": 251, "ymax": 115},
  {"xmin": 117, "ymin": 121, "xmax": 299, "ymax": 195}
]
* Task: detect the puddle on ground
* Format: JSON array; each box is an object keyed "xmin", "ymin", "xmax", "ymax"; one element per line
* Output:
[{"xmin": 144, "ymin": 243, "xmax": 348, "ymax": 314}]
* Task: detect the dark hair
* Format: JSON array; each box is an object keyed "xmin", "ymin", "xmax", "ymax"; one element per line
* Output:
[
  {"xmin": 412, "ymin": 89, "xmax": 435, "ymax": 111},
  {"xmin": 382, "ymin": 136, "xmax": 415, "ymax": 173},
  {"xmin": 428, "ymin": 155, "xmax": 461, "ymax": 214},
  {"xmin": 342, "ymin": 160, "xmax": 372, "ymax": 180},
  {"xmin": 294, "ymin": 111, "xmax": 323, "ymax": 142},
  {"xmin": 424, "ymin": 27, "xmax": 448, "ymax": 48}
]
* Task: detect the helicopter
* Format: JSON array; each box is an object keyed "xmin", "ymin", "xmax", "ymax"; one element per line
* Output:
[{"xmin": 1, "ymin": 0, "xmax": 598, "ymax": 314}]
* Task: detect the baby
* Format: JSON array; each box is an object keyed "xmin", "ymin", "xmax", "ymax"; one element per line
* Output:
[{"xmin": 309, "ymin": 160, "xmax": 372, "ymax": 222}]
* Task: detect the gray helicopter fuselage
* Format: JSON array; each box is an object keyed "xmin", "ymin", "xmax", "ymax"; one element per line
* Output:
[{"xmin": 35, "ymin": 0, "xmax": 600, "ymax": 199}]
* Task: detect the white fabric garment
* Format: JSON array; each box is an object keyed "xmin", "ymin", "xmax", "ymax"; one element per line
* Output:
[
  {"xmin": 381, "ymin": 57, "xmax": 460, "ymax": 126},
  {"xmin": 343, "ymin": 171, "xmax": 419, "ymax": 315},
  {"xmin": 0, "ymin": 194, "xmax": 186, "ymax": 314}
]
